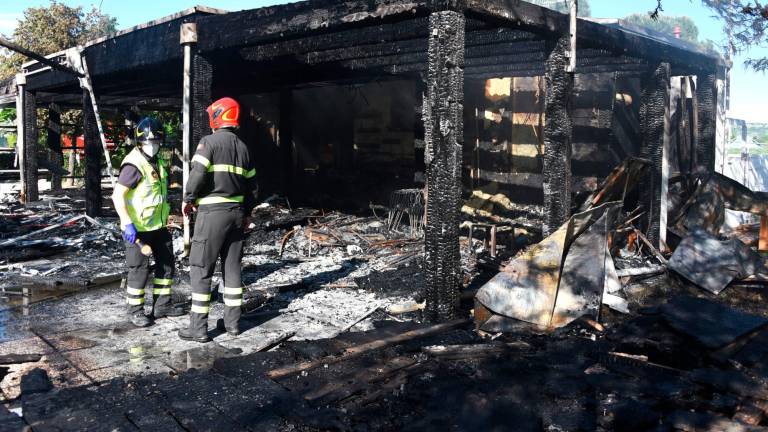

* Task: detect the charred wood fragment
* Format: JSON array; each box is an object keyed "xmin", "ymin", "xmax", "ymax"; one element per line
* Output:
[
  {"xmin": 639, "ymin": 63, "xmax": 670, "ymax": 245},
  {"xmin": 695, "ymin": 70, "xmax": 717, "ymax": 172},
  {"xmin": 23, "ymin": 88, "xmax": 39, "ymax": 202},
  {"xmin": 191, "ymin": 50, "xmax": 212, "ymax": 153},
  {"xmin": 279, "ymin": 89, "xmax": 293, "ymax": 196},
  {"xmin": 82, "ymin": 89, "xmax": 101, "ymax": 217},
  {"xmin": 423, "ymin": 11, "xmax": 464, "ymax": 322},
  {"xmin": 47, "ymin": 103, "xmax": 63, "ymax": 191},
  {"xmin": 542, "ymin": 35, "xmax": 573, "ymax": 237}
]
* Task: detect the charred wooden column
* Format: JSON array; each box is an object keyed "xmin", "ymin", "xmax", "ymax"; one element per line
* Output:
[
  {"xmin": 542, "ymin": 35, "xmax": 573, "ymax": 236},
  {"xmin": 190, "ymin": 49, "xmax": 213, "ymax": 154},
  {"xmin": 16, "ymin": 74, "xmax": 39, "ymax": 203},
  {"xmin": 423, "ymin": 11, "xmax": 464, "ymax": 322},
  {"xmin": 83, "ymin": 89, "xmax": 102, "ymax": 216},
  {"xmin": 639, "ymin": 62, "xmax": 670, "ymax": 246},
  {"xmin": 47, "ymin": 103, "xmax": 63, "ymax": 191},
  {"xmin": 279, "ymin": 89, "xmax": 294, "ymax": 196},
  {"xmin": 695, "ymin": 70, "xmax": 717, "ymax": 172}
]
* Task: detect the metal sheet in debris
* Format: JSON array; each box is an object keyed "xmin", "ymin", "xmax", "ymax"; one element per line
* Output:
[
  {"xmin": 475, "ymin": 202, "xmax": 619, "ymax": 328},
  {"xmin": 660, "ymin": 296, "xmax": 768, "ymax": 349},
  {"xmin": 475, "ymin": 223, "xmax": 567, "ymax": 327},
  {"xmin": 553, "ymin": 205, "xmax": 618, "ymax": 326},
  {"xmin": 668, "ymin": 229, "xmax": 765, "ymax": 295}
]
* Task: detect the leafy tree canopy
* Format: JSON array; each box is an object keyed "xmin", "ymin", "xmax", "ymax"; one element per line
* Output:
[{"xmin": 0, "ymin": 0, "xmax": 117, "ymax": 80}]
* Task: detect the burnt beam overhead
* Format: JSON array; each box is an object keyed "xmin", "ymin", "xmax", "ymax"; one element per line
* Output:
[
  {"xmin": 16, "ymin": 0, "xmax": 721, "ymax": 102},
  {"xmin": 465, "ymin": 0, "xmax": 719, "ymax": 74}
]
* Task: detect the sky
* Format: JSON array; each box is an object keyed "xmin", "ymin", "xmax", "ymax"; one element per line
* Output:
[{"xmin": 1, "ymin": 0, "xmax": 767, "ymax": 122}]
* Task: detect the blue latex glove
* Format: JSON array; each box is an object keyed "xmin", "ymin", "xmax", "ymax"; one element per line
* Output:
[{"xmin": 123, "ymin": 223, "xmax": 138, "ymax": 244}]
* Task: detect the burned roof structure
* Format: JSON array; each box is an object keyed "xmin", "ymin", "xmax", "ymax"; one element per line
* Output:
[{"xmin": 4, "ymin": 0, "xmax": 724, "ymax": 321}]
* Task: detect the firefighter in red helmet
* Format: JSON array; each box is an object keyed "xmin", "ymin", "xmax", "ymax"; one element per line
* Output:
[{"xmin": 178, "ymin": 97, "xmax": 258, "ymax": 342}]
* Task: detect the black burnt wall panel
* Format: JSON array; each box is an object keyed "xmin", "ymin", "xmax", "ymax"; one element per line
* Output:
[
  {"xmin": 542, "ymin": 35, "xmax": 573, "ymax": 236},
  {"xmin": 191, "ymin": 51, "xmax": 213, "ymax": 154},
  {"xmin": 47, "ymin": 104, "xmax": 63, "ymax": 191},
  {"xmin": 83, "ymin": 89, "xmax": 102, "ymax": 217},
  {"xmin": 423, "ymin": 11, "xmax": 464, "ymax": 322},
  {"xmin": 696, "ymin": 71, "xmax": 716, "ymax": 172},
  {"xmin": 639, "ymin": 63, "xmax": 670, "ymax": 246},
  {"xmin": 23, "ymin": 89, "xmax": 38, "ymax": 202}
]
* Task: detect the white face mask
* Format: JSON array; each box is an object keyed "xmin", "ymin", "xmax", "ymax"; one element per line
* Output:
[{"xmin": 141, "ymin": 141, "xmax": 160, "ymax": 157}]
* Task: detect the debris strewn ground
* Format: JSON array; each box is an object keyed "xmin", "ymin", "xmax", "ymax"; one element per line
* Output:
[{"xmin": 3, "ymin": 162, "xmax": 768, "ymax": 430}]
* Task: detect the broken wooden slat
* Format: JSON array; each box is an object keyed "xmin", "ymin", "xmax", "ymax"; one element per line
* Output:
[
  {"xmin": 661, "ymin": 296, "xmax": 768, "ymax": 350},
  {"xmin": 422, "ymin": 341, "xmax": 530, "ymax": 358},
  {"xmin": 0, "ymin": 214, "xmax": 85, "ymax": 247},
  {"xmin": 267, "ymin": 319, "xmax": 468, "ymax": 379},
  {"xmin": 687, "ymin": 368, "xmax": 768, "ymax": 401},
  {"xmin": 734, "ymin": 399, "xmax": 768, "ymax": 426},
  {"xmin": 0, "ymin": 353, "xmax": 42, "ymax": 365},
  {"xmin": 669, "ymin": 410, "xmax": 768, "ymax": 432},
  {"xmin": 615, "ymin": 265, "xmax": 666, "ymax": 278},
  {"xmin": 634, "ymin": 229, "xmax": 668, "ymax": 265},
  {"xmin": 304, "ymin": 356, "xmax": 417, "ymax": 404}
]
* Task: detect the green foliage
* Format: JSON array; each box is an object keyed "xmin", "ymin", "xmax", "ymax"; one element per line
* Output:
[
  {"xmin": 0, "ymin": 108, "xmax": 16, "ymax": 123},
  {"xmin": 0, "ymin": 1, "xmax": 117, "ymax": 80}
]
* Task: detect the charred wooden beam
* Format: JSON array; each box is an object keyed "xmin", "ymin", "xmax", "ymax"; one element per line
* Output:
[
  {"xmin": 639, "ymin": 62, "xmax": 670, "ymax": 246},
  {"xmin": 83, "ymin": 89, "xmax": 101, "ymax": 216},
  {"xmin": 465, "ymin": 0, "xmax": 718, "ymax": 74},
  {"xmin": 279, "ymin": 89, "xmax": 294, "ymax": 196},
  {"xmin": 238, "ymin": 17, "xmax": 430, "ymax": 62},
  {"xmin": 696, "ymin": 70, "xmax": 717, "ymax": 172},
  {"xmin": 423, "ymin": 11, "xmax": 464, "ymax": 322},
  {"xmin": 22, "ymin": 86, "xmax": 39, "ymax": 202},
  {"xmin": 47, "ymin": 103, "xmax": 63, "ymax": 192},
  {"xmin": 191, "ymin": 51, "xmax": 212, "ymax": 156},
  {"xmin": 542, "ymin": 35, "xmax": 573, "ymax": 236},
  {"xmin": 197, "ymin": 1, "xmax": 438, "ymax": 52}
]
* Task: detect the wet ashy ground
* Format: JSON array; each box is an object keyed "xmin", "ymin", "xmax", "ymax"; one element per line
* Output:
[{"xmin": 3, "ymin": 267, "xmax": 768, "ymax": 431}]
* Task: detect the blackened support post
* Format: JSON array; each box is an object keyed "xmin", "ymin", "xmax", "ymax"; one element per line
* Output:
[
  {"xmin": 83, "ymin": 89, "xmax": 102, "ymax": 216},
  {"xmin": 279, "ymin": 89, "xmax": 294, "ymax": 197},
  {"xmin": 542, "ymin": 35, "xmax": 573, "ymax": 236},
  {"xmin": 695, "ymin": 70, "xmax": 717, "ymax": 173},
  {"xmin": 181, "ymin": 22, "xmax": 198, "ymax": 257},
  {"xmin": 15, "ymin": 74, "xmax": 26, "ymax": 202},
  {"xmin": 423, "ymin": 11, "xmax": 464, "ymax": 322},
  {"xmin": 22, "ymin": 85, "xmax": 39, "ymax": 203},
  {"xmin": 47, "ymin": 103, "xmax": 63, "ymax": 192},
  {"xmin": 191, "ymin": 49, "xmax": 213, "ymax": 157},
  {"xmin": 639, "ymin": 62, "xmax": 670, "ymax": 246}
]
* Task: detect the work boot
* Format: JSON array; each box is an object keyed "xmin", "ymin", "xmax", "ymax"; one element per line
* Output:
[
  {"xmin": 178, "ymin": 326, "xmax": 211, "ymax": 343},
  {"xmin": 216, "ymin": 318, "xmax": 240, "ymax": 337},
  {"xmin": 178, "ymin": 312, "xmax": 210, "ymax": 343},
  {"xmin": 222, "ymin": 305, "xmax": 241, "ymax": 337},
  {"xmin": 130, "ymin": 312, "xmax": 152, "ymax": 328},
  {"xmin": 152, "ymin": 294, "xmax": 185, "ymax": 318},
  {"xmin": 153, "ymin": 303, "xmax": 185, "ymax": 319}
]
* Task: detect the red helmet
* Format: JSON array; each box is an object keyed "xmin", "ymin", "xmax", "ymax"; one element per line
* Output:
[{"xmin": 207, "ymin": 97, "xmax": 240, "ymax": 130}]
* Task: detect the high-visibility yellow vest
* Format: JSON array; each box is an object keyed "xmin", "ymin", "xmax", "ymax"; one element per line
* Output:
[{"xmin": 121, "ymin": 148, "xmax": 169, "ymax": 232}]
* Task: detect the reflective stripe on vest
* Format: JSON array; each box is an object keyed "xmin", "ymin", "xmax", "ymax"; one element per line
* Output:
[
  {"xmin": 121, "ymin": 148, "xmax": 170, "ymax": 232},
  {"xmin": 196, "ymin": 195, "xmax": 244, "ymax": 206},
  {"xmin": 207, "ymin": 164, "xmax": 256, "ymax": 178}
]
